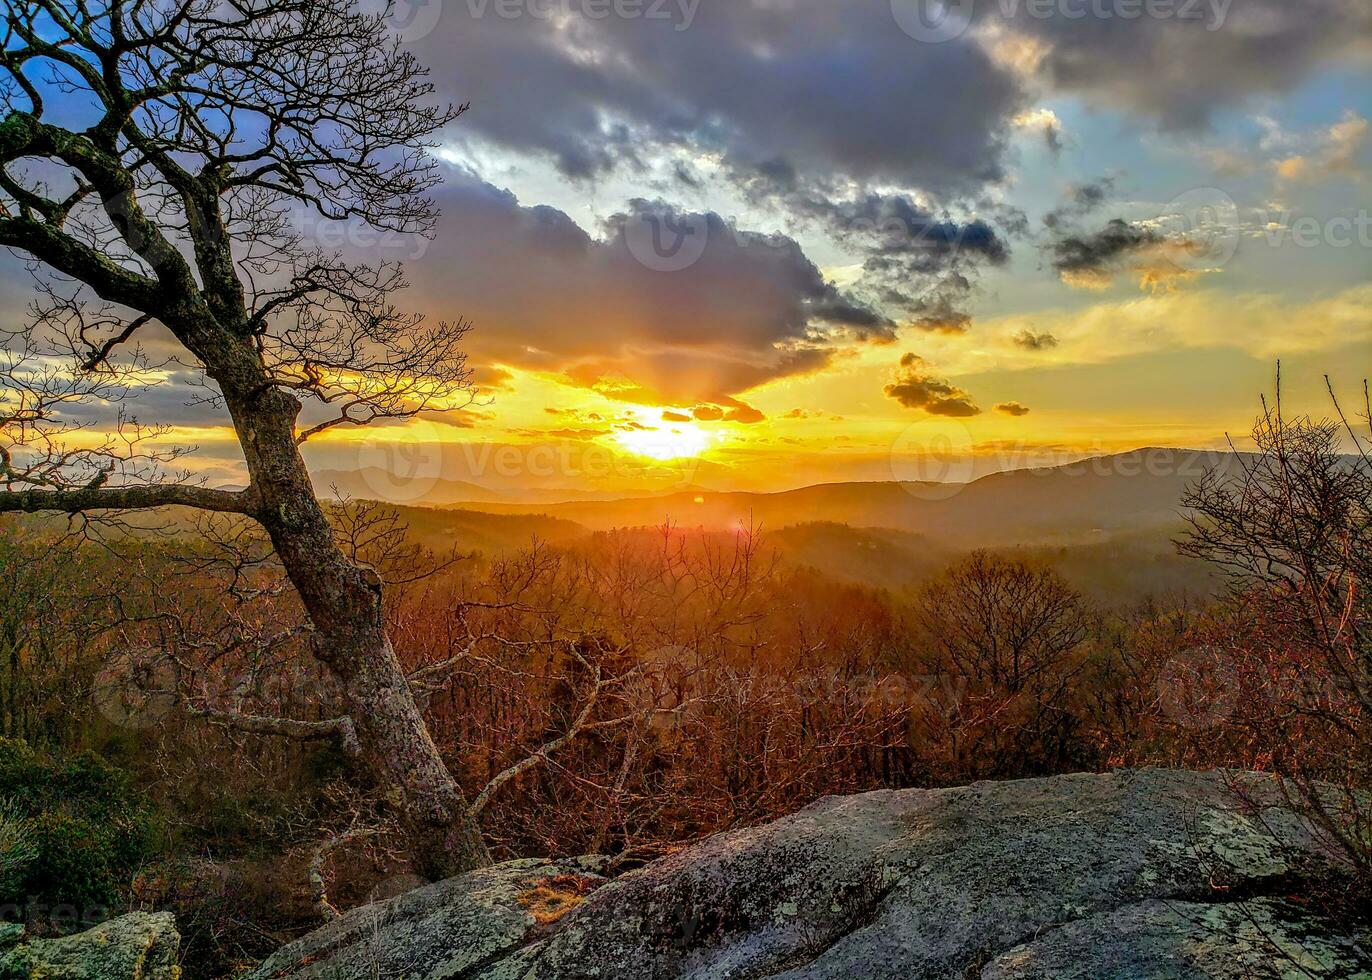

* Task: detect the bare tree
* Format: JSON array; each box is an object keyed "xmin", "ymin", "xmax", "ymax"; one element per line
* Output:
[
  {"xmin": 1180, "ymin": 383, "xmax": 1371, "ymax": 880},
  {"xmin": 912, "ymin": 552, "xmax": 1093, "ymax": 779},
  {"xmin": 916, "ymin": 551, "xmax": 1090, "ymax": 694},
  {"xmin": 0, "ymin": 1, "xmax": 488, "ymax": 876}
]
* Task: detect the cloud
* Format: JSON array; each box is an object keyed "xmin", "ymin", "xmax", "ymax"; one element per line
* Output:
[
  {"xmin": 1043, "ymin": 178, "xmax": 1116, "ymax": 231},
  {"xmin": 542, "ymin": 427, "xmax": 614, "ymax": 439},
  {"xmin": 1048, "ymin": 218, "xmax": 1199, "ymax": 291},
  {"xmin": 414, "ymin": 1, "xmax": 1369, "ymax": 195},
  {"xmin": 55, "ymin": 369, "xmax": 227, "ymax": 428},
  {"xmin": 981, "ymin": 1, "xmax": 1372, "ymax": 130},
  {"xmin": 884, "ymin": 354, "xmax": 982, "ymax": 417},
  {"xmin": 995, "ymin": 401, "xmax": 1032, "ymax": 417},
  {"xmin": 1013, "ymin": 108, "xmax": 1065, "ymax": 154},
  {"xmin": 400, "ymin": 172, "xmax": 885, "ymax": 406},
  {"xmin": 1274, "ymin": 110, "xmax": 1369, "ymax": 184},
  {"xmin": 723, "ymin": 404, "xmax": 766, "ymax": 424},
  {"xmin": 395, "ymin": 1, "xmax": 1369, "ymax": 355},
  {"xmin": 963, "ymin": 283, "xmax": 1372, "ymax": 374},
  {"xmin": 471, "ymin": 365, "xmax": 514, "ymax": 391},
  {"xmin": 661, "ymin": 410, "xmax": 693, "ymax": 423},
  {"xmin": 1013, "ymin": 330, "xmax": 1058, "ymax": 351},
  {"xmin": 416, "ymin": 3, "xmax": 1023, "ymax": 193},
  {"xmin": 737, "ymin": 185, "xmax": 1014, "ymax": 335}
]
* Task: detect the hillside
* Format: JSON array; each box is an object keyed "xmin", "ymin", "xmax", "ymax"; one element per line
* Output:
[{"xmin": 437, "ymin": 449, "xmax": 1239, "ymax": 546}]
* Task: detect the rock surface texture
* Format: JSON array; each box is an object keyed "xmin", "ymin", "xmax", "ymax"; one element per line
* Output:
[
  {"xmin": 250, "ymin": 769, "xmax": 1371, "ymax": 979},
  {"xmin": 0, "ymin": 911, "xmax": 180, "ymax": 979}
]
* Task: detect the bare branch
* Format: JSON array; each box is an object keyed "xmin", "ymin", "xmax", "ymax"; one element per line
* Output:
[
  {"xmin": 0, "ymin": 482, "xmax": 255, "ymax": 514},
  {"xmin": 186, "ymin": 705, "xmax": 361, "ymax": 756}
]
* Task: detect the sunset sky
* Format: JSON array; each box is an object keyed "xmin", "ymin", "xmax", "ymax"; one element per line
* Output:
[{"xmin": 11, "ymin": 0, "xmax": 1372, "ymax": 496}]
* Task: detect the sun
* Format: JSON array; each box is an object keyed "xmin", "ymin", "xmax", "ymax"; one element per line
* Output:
[{"xmin": 613, "ymin": 423, "xmax": 713, "ymax": 461}]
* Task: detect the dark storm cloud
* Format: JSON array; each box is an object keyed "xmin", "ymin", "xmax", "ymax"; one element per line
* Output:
[
  {"xmin": 991, "ymin": 0, "xmax": 1372, "ymax": 129},
  {"xmin": 1048, "ymin": 218, "xmax": 1166, "ymax": 284},
  {"xmin": 410, "ymin": 2, "xmax": 1023, "ymax": 192},
  {"xmin": 737, "ymin": 185, "xmax": 1014, "ymax": 336},
  {"xmin": 1043, "ymin": 178, "xmax": 1116, "ymax": 231},
  {"xmin": 722, "ymin": 404, "xmax": 765, "ymax": 424},
  {"xmin": 883, "ymin": 354, "xmax": 981, "ymax": 417},
  {"xmin": 995, "ymin": 401, "xmax": 1031, "ymax": 417},
  {"xmin": 401, "ymin": 170, "xmax": 883, "ymax": 405},
  {"xmin": 394, "ymin": 0, "xmax": 1368, "ymax": 348},
  {"xmin": 55, "ymin": 369, "xmax": 227, "ymax": 427},
  {"xmin": 410, "ymin": 0, "xmax": 1368, "ymax": 190}
]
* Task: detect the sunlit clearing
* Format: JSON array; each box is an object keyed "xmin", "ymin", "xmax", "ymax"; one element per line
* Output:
[{"xmin": 614, "ymin": 423, "xmax": 713, "ymax": 461}]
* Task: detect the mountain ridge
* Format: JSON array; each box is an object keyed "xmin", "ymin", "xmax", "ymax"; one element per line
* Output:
[{"xmin": 410, "ymin": 447, "xmax": 1246, "ymax": 546}]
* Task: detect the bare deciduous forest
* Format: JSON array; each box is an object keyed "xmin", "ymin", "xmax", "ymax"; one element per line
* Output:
[
  {"xmin": 0, "ymin": 1, "xmax": 1368, "ymax": 977},
  {"xmin": 0, "ymin": 404, "xmax": 1367, "ymax": 973}
]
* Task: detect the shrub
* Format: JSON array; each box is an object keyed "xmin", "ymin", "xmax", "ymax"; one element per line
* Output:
[
  {"xmin": 0, "ymin": 741, "xmax": 156, "ymax": 923},
  {"xmin": 0, "ymin": 806, "xmax": 35, "ymax": 900}
]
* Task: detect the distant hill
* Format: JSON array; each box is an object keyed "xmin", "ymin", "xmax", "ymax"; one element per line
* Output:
[
  {"xmin": 382, "ymin": 504, "xmax": 589, "ymax": 555},
  {"xmin": 769, "ymin": 522, "xmax": 953, "ymax": 591},
  {"xmin": 439, "ymin": 449, "xmax": 1243, "ymax": 547},
  {"xmin": 312, "ymin": 468, "xmax": 509, "ymax": 506},
  {"xmin": 770, "ymin": 520, "xmax": 1216, "ymax": 603},
  {"xmin": 310, "ymin": 469, "xmax": 655, "ymax": 507}
]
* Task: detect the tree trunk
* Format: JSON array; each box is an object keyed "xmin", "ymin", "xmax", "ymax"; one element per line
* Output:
[{"xmin": 227, "ymin": 383, "xmax": 490, "ymax": 879}]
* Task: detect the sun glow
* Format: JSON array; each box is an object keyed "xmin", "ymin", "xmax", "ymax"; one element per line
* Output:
[{"xmin": 613, "ymin": 423, "xmax": 713, "ymax": 461}]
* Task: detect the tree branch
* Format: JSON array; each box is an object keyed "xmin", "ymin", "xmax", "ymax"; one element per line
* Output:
[
  {"xmin": 470, "ymin": 666, "xmax": 608, "ymax": 818},
  {"xmin": 0, "ymin": 483, "xmax": 257, "ymax": 515},
  {"xmin": 187, "ymin": 706, "xmax": 361, "ymax": 756}
]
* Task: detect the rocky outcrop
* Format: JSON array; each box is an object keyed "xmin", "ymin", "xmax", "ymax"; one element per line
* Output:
[
  {"xmin": 0, "ymin": 911, "xmax": 180, "ymax": 979},
  {"xmin": 251, "ymin": 769, "xmax": 1370, "ymax": 979},
  {"xmin": 980, "ymin": 898, "xmax": 1368, "ymax": 979},
  {"xmin": 248, "ymin": 858, "xmax": 609, "ymax": 980}
]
